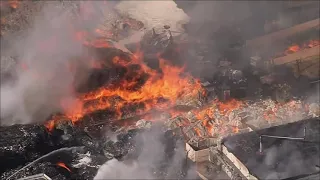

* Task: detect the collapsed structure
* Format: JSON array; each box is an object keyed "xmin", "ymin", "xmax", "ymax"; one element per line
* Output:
[{"xmin": 0, "ymin": 1, "xmax": 319, "ymax": 180}]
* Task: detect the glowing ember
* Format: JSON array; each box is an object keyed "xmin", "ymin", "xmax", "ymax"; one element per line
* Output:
[
  {"xmin": 191, "ymin": 99, "xmax": 244, "ymax": 136},
  {"xmin": 284, "ymin": 39, "xmax": 320, "ymax": 55},
  {"xmin": 232, "ymin": 126, "xmax": 239, "ymax": 133},
  {"xmin": 56, "ymin": 162, "xmax": 71, "ymax": 172},
  {"xmin": 45, "ymin": 120, "xmax": 55, "ymax": 132}
]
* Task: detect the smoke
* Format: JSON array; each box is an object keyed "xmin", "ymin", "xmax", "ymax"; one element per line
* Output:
[
  {"xmin": 115, "ymin": 1, "xmax": 190, "ymax": 33},
  {"xmin": 174, "ymin": 1, "xmax": 299, "ymax": 78},
  {"xmin": 94, "ymin": 125, "xmax": 198, "ymax": 179},
  {"xmin": 0, "ymin": 2, "xmax": 93, "ymax": 125}
]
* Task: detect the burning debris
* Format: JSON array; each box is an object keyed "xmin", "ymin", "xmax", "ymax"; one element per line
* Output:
[{"xmin": 1, "ymin": 1, "xmax": 319, "ymax": 180}]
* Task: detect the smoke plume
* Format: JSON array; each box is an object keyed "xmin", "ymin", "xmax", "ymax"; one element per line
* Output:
[
  {"xmin": 94, "ymin": 125, "xmax": 198, "ymax": 179},
  {"xmin": 0, "ymin": 2, "xmax": 92, "ymax": 125}
]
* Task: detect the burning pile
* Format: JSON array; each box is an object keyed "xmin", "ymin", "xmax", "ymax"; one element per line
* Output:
[
  {"xmin": 163, "ymin": 98, "xmax": 313, "ymax": 142},
  {"xmin": 284, "ymin": 39, "xmax": 320, "ymax": 55},
  {"xmin": 2, "ymin": 1, "xmax": 320, "ymax": 179},
  {"xmin": 45, "ymin": 45, "xmax": 205, "ymax": 131},
  {"xmin": 2, "ymin": 0, "xmax": 316, "ymax": 142},
  {"xmin": 43, "ymin": 27, "xmax": 315, "ymax": 141}
]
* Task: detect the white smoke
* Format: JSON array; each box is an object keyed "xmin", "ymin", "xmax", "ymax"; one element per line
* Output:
[
  {"xmin": 0, "ymin": 2, "xmax": 91, "ymax": 125},
  {"xmin": 94, "ymin": 126, "xmax": 198, "ymax": 179},
  {"xmin": 115, "ymin": 1, "xmax": 190, "ymax": 33}
]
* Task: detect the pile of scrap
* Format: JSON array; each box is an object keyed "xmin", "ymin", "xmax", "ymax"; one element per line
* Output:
[
  {"xmin": 1, "ymin": 120, "xmax": 189, "ymax": 180},
  {"xmin": 163, "ymin": 97, "xmax": 316, "ymax": 150}
]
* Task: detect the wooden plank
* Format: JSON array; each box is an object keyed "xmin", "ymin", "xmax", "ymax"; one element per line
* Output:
[
  {"xmin": 273, "ymin": 46, "xmax": 320, "ymax": 65},
  {"xmin": 246, "ymin": 18, "xmax": 320, "ymax": 50}
]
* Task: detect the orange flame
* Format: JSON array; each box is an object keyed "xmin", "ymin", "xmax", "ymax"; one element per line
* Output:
[
  {"xmin": 8, "ymin": 0, "xmax": 19, "ymax": 9},
  {"xmin": 232, "ymin": 126, "xmax": 239, "ymax": 133},
  {"xmin": 45, "ymin": 35, "xmax": 203, "ymax": 130},
  {"xmin": 191, "ymin": 99, "xmax": 244, "ymax": 136},
  {"xmin": 41, "ymin": 7, "xmax": 310, "ymax": 138},
  {"xmin": 45, "ymin": 120, "xmax": 55, "ymax": 132},
  {"xmin": 194, "ymin": 127, "xmax": 202, "ymax": 137},
  {"xmin": 284, "ymin": 40, "xmax": 320, "ymax": 55},
  {"xmin": 56, "ymin": 162, "xmax": 71, "ymax": 172},
  {"xmin": 55, "ymin": 57, "xmax": 201, "ymax": 124}
]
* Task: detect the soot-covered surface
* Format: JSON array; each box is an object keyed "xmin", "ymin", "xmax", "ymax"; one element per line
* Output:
[{"xmin": 222, "ymin": 118, "xmax": 320, "ymax": 180}]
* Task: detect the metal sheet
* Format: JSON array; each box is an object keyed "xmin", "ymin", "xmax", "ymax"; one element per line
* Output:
[{"xmin": 222, "ymin": 118, "xmax": 320, "ymax": 180}]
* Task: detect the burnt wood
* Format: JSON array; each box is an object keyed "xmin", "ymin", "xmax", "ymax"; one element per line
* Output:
[
  {"xmin": 0, "ymin": 124, "xmax": 50, "ymax": 175},
  {"xmin": 0, "ymin": 123, "xmax": 101, "ymax": 177}
]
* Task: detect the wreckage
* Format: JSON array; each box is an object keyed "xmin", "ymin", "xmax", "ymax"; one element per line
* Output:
[{"xmin": 1, "ymin": 1, "xmax": 319, "ymax": 180}]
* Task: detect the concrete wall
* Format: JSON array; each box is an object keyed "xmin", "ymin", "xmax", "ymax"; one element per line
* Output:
[{"xmin": 186, "ymin": 143, "xmax": 210, "ymax": 162}]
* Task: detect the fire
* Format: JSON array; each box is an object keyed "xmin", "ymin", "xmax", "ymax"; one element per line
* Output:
[
  {"xmin": 232, "ymin": 126, "xmax": 239, "ymax": 133},
  {"xmin": 46, "ymin": 33, "xmax": 203, "ymax": 129},
  {"xmin": 263, "ymin": 109, "xmax": 276, "ymax": 120},
  {"xmin": 56, "ymin": 162, "xmax": 71, "ymax": 172},
  {"xmin": 194, "ymin": 127, "xmax": 202, "ymax": 137},
  {"xmin": 284, "ymin": 39, "xmax": 320, "ymax": 55},
  {"xmin": 190, "ymin": 99, "xmax": 244, "ymax": 137},
  {"xmin": 56, "ymin": 55, "xmax": 201, "ymax": 123},
  {"xmin": 45, "ymin": 120, "xmax": 55, "ymax": 132},
  {"xmin": 218, "ymin": 99, "xmax": 243, "ymax": 115},
  {"xmin": 0, "ymin": 0, "xmax": 20, "ymax": 9},
  {"xmin": 285, "ymin": 44, "xmax": 300, "ymax": 54},
  {"xmin": 40, "ymin": 2, "xmax": 310, "ymax": 139}
]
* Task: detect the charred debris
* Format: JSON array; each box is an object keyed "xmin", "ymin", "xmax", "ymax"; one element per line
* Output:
[
  {"xmin": 0, "ymin": 121, "xmax": 191, "ymax": 180},
  {"xmin": 1, "ymin": 1, "xmax": 320, "ymax": 180}
]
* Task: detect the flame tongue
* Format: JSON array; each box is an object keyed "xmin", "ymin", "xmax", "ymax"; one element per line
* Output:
[
  {"xmin": 46, "ymin": 44, "xmax": 203, "ymax": 129},
  {"xmin": 56, "ymin": 162, "xmax": 71, "ymax": 172}
]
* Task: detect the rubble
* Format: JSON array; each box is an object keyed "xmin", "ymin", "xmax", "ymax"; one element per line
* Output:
[
  {"xmin": 1, "ymin": 1, "xmax": 319, "ymax": 180},
  {"xmin": 135, "ymin": 119, "xmax": 152, "ymax": 129},
  {"xmin": 0, "ymin": 124, "xmax": 49, "ymax": 175},
  {"xmin": 309, "ymin": 103, "xmax": 320, "ymax": 117}
]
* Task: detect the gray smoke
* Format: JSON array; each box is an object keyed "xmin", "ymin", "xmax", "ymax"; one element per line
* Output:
[
  {"xmin": 0, "ymin": 2, "xmax": 93, "ymax": 125},
  {"xmin": 94, "ymin": 126, "xmax": 198, "ymax": 179}
]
